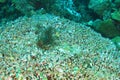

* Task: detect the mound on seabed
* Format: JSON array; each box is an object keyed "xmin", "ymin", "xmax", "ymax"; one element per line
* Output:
[{"xmin": 0, "ymin": 14, "xmax": 120, "ymax": 79}]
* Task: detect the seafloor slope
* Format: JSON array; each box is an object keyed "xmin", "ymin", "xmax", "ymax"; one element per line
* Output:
[{"xmin": 0, "ymin": 14, "xmax": 120, "ymax": 79}]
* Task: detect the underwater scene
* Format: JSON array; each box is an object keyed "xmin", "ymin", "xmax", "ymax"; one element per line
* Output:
[{"xmin": 0, "ymin": 0, "xmax": 120, "ymax": 80}]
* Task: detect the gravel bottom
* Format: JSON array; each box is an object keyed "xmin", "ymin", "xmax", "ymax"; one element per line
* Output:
[{"xmin": 0, "ymin": 14, "xmax": 120, "ymax": 80}]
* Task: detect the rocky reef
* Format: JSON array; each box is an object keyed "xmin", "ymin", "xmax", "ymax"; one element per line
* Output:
[{"xmin": 0, "ymin": 0, "xmax": 120, "ymax": 38}]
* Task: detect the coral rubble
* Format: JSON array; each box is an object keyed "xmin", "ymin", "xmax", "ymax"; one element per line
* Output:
[{"xmin": 0, "ymin": 13, "xmax": 120, "ymax": 79}]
